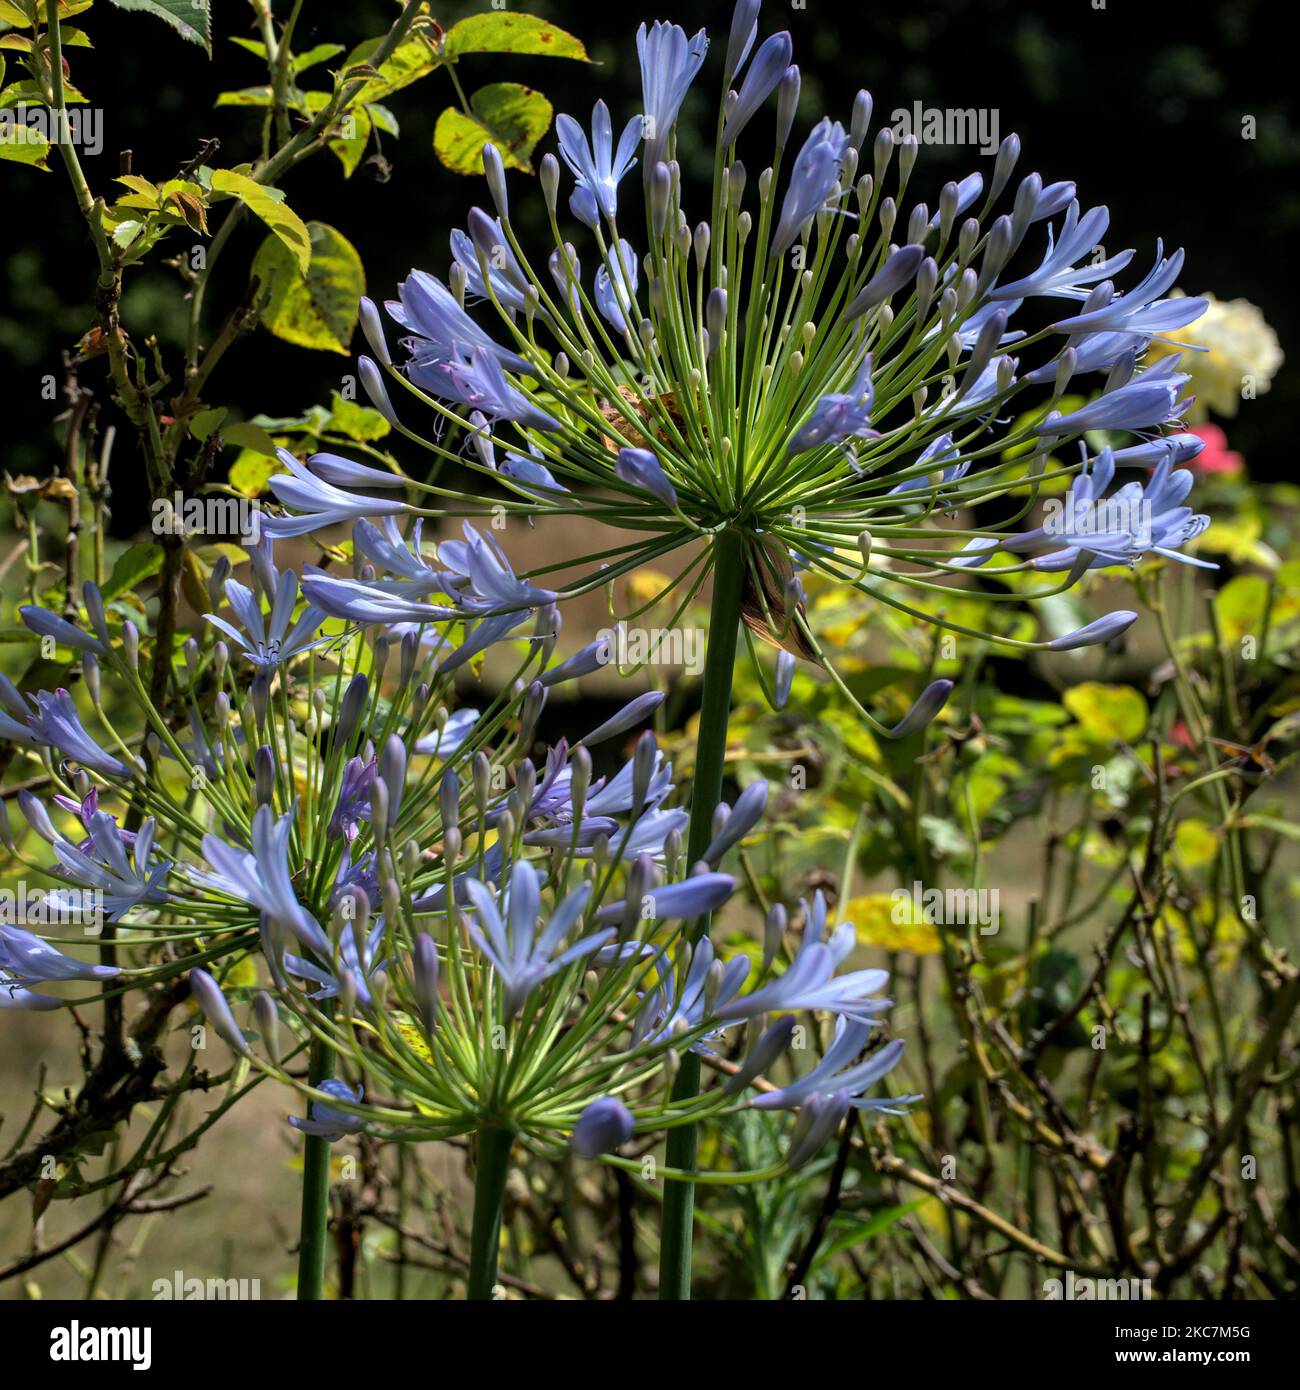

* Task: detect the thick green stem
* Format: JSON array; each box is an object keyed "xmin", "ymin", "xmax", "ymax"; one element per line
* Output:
[
  {"xmin": 296, "ymin": 1032, "xmax": 335, "ymax": 1300},
  {"xmin": 658, "ymin": 527, "xmax": 746, "ymax": 1301},
  {"xmin": 468, "ymin": 1126, "xmax": 514, "ymax": 1300}
]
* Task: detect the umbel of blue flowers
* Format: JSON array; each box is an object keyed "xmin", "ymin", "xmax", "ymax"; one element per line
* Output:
[
  {"xmin": 2, "ymin": 518, "xmax": 917, "ymax": 1300},
  {"xmin": 259, "ymin": 4, "xmax": 1211, "ymax": 739}
]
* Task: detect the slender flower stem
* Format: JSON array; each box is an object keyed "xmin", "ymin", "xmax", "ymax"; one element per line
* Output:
[
  {"xmin": 296, "ymin": 1025, "xmax": 335, "ymax": 1300},
  {"xmin": 658, "ymin": 526, "xmax": 746, "ymax": 1301},
  {"xmin": 468, "ymin": 1126, "xmax": 514, "ymax": 1300}
]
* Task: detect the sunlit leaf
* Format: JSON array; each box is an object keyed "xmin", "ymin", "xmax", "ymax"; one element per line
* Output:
[
  {"xmin": 228, "ymin": 448, "xmax": 278, "ymax": 499},
  {"xmin": 102, "ymin": 542, "xmax": 165, "ymax": 602},
  {"xmin": 250, "ymin": 221, "xmax": 363, "ymax": 354},
  {"xmin": 434, "ymin": 82, "xmax": 552, "ymax": 175},
  {"xmin": 444, "ymin": 12, "xmax": 589, "ymax": 61},
  {"xmin": 1173, "ymin": 818, "xmax": 1220, "ymax": 871},
  {"xmin": 1062, "ymin": 682, "xmax": 1148, "ymax": 743},
  {"xmin": 844, "ymin": 893, "xmax": 941, "ymax": 955},
  {"xmin": 210, "ymin": 168, "xmax": 311, "ymax": 273},
  {"xmin": 106, "ymin": 0, "xmax": 212, "ymax": 53}
]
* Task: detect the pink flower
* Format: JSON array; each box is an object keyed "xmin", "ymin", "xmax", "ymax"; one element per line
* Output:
[{"xmin": 1188, "ymin": 424, "xmax": 1244, "ymax": 477}]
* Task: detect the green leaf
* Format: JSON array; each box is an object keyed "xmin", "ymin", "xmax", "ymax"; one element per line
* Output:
[
  {"xmin": 328, "ymin": 390, "xmax": 390, "ymax": 442},
  {"xmin": 250, "ymin": 221, "xmax": 363, "ymax": 354},
  {"xmin": 292, "ymin": 42, "xmax": 344, "ymax": 74},
  {"xmin": 818, "ymin": 1201, "xmax": 927, "ymax": 1262},
  {"xmin": 111, "ymin": 219, "xmax": 145, "ymax": 248},
  {"xmin": 444, "ymin": 13, "xmax": 589, "ymax": 61},
  {"xmin": 0, "ymin": 120, "xmax": 49, "ymax": 169},
  {"xmin": 209, "ymin": 169, "xmax": 311, "ymax": 273},
  {"xmin": 434, "ymin": 82, "xmax": 552, "ymax": 175},
  {"xmin": 106, "ymin": 0, "xmax": 212, "ymax": 54},
  {"xmin": 367, "ymin": 102, "xmax": 399, "ymax": 138},
  {"xmin": 1062, "ymin": 682, "xmax": 1148, "ymax": 744},
  {"xmin": 189, "ymin": 406, "xmax": 228, "ymax": 440},
  {"xmin": 323, "ymin": 101, "xmax": 371, "ymax": 178},
  {"xmin": 343, "ymin": 34, "xmax": 441, "ymax": 103},
  {"xmin": 221, "ymin": 420, "xmax": 280, "ymax": 457},
  {"xmin": 103, "ymin": 542, "xmax": 165, "ymax": 602}
]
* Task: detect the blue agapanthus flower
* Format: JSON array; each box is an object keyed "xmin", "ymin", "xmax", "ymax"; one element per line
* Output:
[
  {"xmin": 556, "ymin": 100, "xmax": 642, "ymax": 223},
  {"xmin": 716, "ymin": 891, "xmax": 894, "ymax": 1025},
  {"xmin": 637, "ymin": 20, "xmax": 708, "ymax": 165},
  {"xmin": 463, "ymin": 862, "xmax": 611, "ymax": 1016},
  {"xmin": 1, "ymin": 924, "xmax": 121, "ymax": 1009},
  {"xmin": 192, "ymin": 806, "xmax": 329, "ymax": 955},
  {"xmin": 25, "ymin": 689, "xmax": 137, "ymax": 780},
  {"xmin": 1005, "ymin": 446, "xmax": 1214, "ymax": 571},
  {"xmin": 288, "ymin": 1080, "xmax": 367, "ymax": 1142},
  {"xmin": 45, "ymin": 810, "xmax": 171, "ymax": 922},
  {"xmin": 204, "ymin": 571, "xmax": 328, "ymax": 676},
  {"xmin": 753, "ymin": 1019, "xmax": 918, "ymax": 1114},
  {"xmin": 264, "ymin": 449, "xmax": 411, "ymax": 540}
]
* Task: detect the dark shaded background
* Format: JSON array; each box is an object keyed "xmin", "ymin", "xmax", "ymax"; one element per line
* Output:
[{"xmin": 2, "ymin": 0, "xmax": 1294, "ymax": 523}]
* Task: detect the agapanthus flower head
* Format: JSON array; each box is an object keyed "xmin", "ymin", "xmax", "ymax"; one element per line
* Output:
[
  {"xmin": 231, "ymin": 6, "xmax": 1208, "ymax": 724},
  {"xmin": 45, "ymin": 810, "xmax": 171, "ymax": 921},
  {"xmin": 288, "ymin": 1080, "xmax": 366, "ymax": 1141}
]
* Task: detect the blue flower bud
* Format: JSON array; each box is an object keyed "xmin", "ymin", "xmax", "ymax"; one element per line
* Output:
[
  {"xmin": 358, "ymin": 296, "xmax": 390, "ymax": 366},
  {"xmin": 414, "ymin": 932, "xmax": 440, "ymax": 1032},
  {"xmin": 539, "ymin": 152, "xmax": 560, "ymax": 214},
  {"xmin": 190, "ymin": 968, "xmax": 249, "ymax": 1056},
  {"xmin": 358, "ymin": 356, "xmax": 397, "ymax": 423},
  {"xmin": 481, "ymin": 141, "xmax": 509, "ymax": 220},
  {"xmin": 254, "ymin": 991, "xmax": 281, "ymax": 1065},
  {"xmin": 381, "ymin": 734, "xmax": 406, "ymax": 826},
  {"xmin": 885, "ymin": 679, "xmax": 954, "ymax": 739},
  {"xmin": 614, "ymin": 446, "xmax": 678, "ymax": 506},
  {"xmin": 725, "ymin": 1015, "xmax": 797, "ymax": 1094},
  {"xmin": 571, "ymin": 1096, "xmax": 635, "ymax": 1158},
  {"xmin": 577, "ymin": 691, "xmax": 665, "ymax": 749},
  {"xmin": 1047, "ymin": 611, "xmax": 1138, "ymax": 651}
]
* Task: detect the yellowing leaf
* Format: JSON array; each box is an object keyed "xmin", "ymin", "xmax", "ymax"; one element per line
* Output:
[
  {"xmin": 844, "ymin": 893, "xmax": 942, "ymax": 955},
  {"xmin": 210, "ymin": 169, "xmax": 311, "ymax": 274},
  {"xmin": 229, "ymin": 448, "xmax": 278, "ymax": 498},
  {"xmin": 392, "ymin": 1015, "xmax": 434, "ymax": 1063},
  {"xmin": 1198, "ymin": 515, "xmax": 1279, "ymax": 569},
  {"xmin": 250, "ymin": 221, "xmax": 364, "ymax": 354},
  {"xmin": 344, "ymin": 34, "xmax": 442, "ymax": 103},
  {"xmin": 328, "ymin": 390, "xmax": 390, "ymax": 441},
  {"xmin": 625, "ymin": 568, "xmax": 674, "ymax": 608},
  {"xmin": 1173, "ymin": 818, "xmax": 1220, "ymax": 871},
  {"xmin": 1214, "ymin": 574, "xmax": 1268, "ymax": 642},
  {"xmin": 434, "ymin": 82, "xmax": 552, "ymax": 175},
  {"xmin": 0, "ymin": 121, "xmax": 49, "ymax": 169},
  {"xmin": 444, "ymin": 13, "xmax": 589, "ymax": 61},
  {"xmin": 1062, "ymin": 682, "xmax": 1148, "ymax": 743}
]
